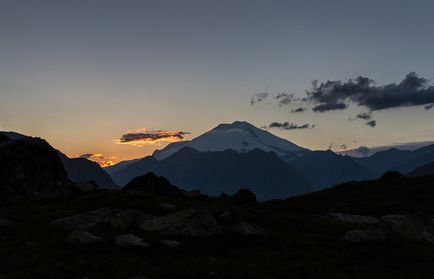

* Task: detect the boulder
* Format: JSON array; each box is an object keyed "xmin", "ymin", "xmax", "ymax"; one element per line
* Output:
[
  {"xmin": 0, "ymin": 218, "xmax": 11, "ymax": 226},
  {"xmin": 232, "ymin": 189, "xmax": 257, "ymax": 205},
  {"xmin": 67, "ymin": 229, "xmax": 103, "ymax": 245},
  {"xmin": 123, "ymin": 172, "xmax": 183, "ymax": 195},
  {"xmin": 110, "ymin": 209, "xmax": 144, "ymax": 230},
  {"xmin": 139, "ymin": 207, "xmax": 222, "ymax": 237},
  {"xmin": 381, "ymin": 214, "xmax": 432, "ymax": 242},
  {"xmin": 183, "ymin": 190, "xmax": 201, "ymax": 198},
  {"xmin": 158, "ymin": 203, "xmax": 178, "ymax": 211},
  {"xmin": 72, "ymin": 181, "xmax": 98, "ymax": 192},
  {"xmin": 50, "ymin": 208, "xmax": 112, "ymax": 230},
  {"xmin": 341, "ymin": 225, "xmax": 388, "ymax": 243},
  {"xmin": 380, "ymin": 171, "xmax": 405, "ymax": 181},
  {"xmin": 115, "ymin": 234, "xmax": 150, "ymax": 248},
  {"xmin": 160, "ymin": 239, "xmax": 181, "ymax": 248},
  {"xmin": 217, "ymin": 209, "xmax": 236, "ymax": 226},
  {"xmin": 229, "ymin": 222, "xmax": 267, "ymax": 237},
  {"xmin": 329, "ymin": 212, "xmax": 380, "ymax": 225},
  {"xmin": 0, "ymin": 137, "xmax": 71, "ymax": 199}
]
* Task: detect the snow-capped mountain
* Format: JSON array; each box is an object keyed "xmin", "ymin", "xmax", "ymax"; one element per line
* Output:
[{"xmin": 152, "ymin": 121, "xmax": 307, "ymax": 160}]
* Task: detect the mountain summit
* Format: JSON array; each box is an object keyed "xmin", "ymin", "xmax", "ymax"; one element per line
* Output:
[{"xmin": 152, "ymin": 121, "xmax": 307, "ymax": 160}]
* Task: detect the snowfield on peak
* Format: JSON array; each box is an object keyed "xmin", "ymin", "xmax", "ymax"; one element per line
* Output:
[{"xmin": 152, "ymin": 121, "xmax": 307, "ymax": 160}]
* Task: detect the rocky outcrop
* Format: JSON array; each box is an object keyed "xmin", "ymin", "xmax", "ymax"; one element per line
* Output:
[
  {"xmin": 329, "ymin": 212, "xmax": 380, "ymax": 225},
  {"xmin": 139, "ymin": 207, "xmax": 222, "ymax": 237},
  {"xmin": 160, "ymin": 239, "xmax": 181, "ymax": 248},
  {"xmin": 381, "ymin": 214, "xmax": 433, "ymax": 242},
  {"xmin": 0, "ymin": 137, "xmax": 71, "ymax": 199},
  {"xmin": 123, "ymin": 172, "xmax": 183, "ymax": 196},
  {"xmin": 110, "ymin": 209, "xmax": 146, "ymax": 230},
  {"xmin": 229, "ymin": 222, "xmax": 267, "ymax": 237},
  {"xmin": 0, "ymin": 218, "xmax": 11, "ymax": 226},
  {"xmin": 67, "ymin": 229, "xmax": 103, "ymax": 245},
  {"xmin": 50, "ymin": 208, "xmax": 112, "ymax": 230},
  {"xmin": 232, "ymin": 189, "xmax": 257, "ymax": 205},
  {"xmin": 341, "ymin": 225, "xmax": 388, "ymax": 243},
  {"xmin": 158, "ymin": 203, "xmax": 178, "ymax": 211},
  {"xmin": 115, "ymin": 234, "xmax": 150, "ymax": 248}
]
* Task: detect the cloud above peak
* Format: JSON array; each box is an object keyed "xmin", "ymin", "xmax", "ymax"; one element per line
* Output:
[
  {"xmin": 306, "ymin": 72, "xmax": 434, "ymax": 112},
  {"xmin": 268, "ymin": 122, "xmax": 314, "ymax": 130},
  {"xmin": 116, "ymin": 128, "xmax": 190, "ymax": 146},
  {"xmin": 251, "ymin": 72, "xmax": 434, "ymax": 127},
  {"xmin": 79, "ymin": 153, "xmax": 116, "ymax": 167}
]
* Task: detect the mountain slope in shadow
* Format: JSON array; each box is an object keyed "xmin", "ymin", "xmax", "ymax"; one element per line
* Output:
[{"xmin": 112, "ymin": 147, "xmax": 310, "ymax": 200}]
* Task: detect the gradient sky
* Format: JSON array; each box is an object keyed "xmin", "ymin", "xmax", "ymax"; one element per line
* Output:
[{"xmin": 1, "ymin": 0, "xmax": 434, "ymax": 164}]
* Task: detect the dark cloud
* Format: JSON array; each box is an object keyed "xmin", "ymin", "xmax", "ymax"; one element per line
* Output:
[
  {"xmin": 354, "ymin": 146, "xmax": 370, "ymax": 156},
  {"xmin": 291, "ymin": 107, "xmax": 306, "ymax": 113},
  {"xmin": 349, "ymin": 112, "xmax": 377, "ymax": 127},
  {"xmin": 425, "ymin": 104, "xmax": 434, "ymax": 110},
  {"xmin": 312, "ymin": 102, "xmax": 347, "ymax": 112},
  {"xmin": 268, "ymin": 122, "xmax": 314, "ymax": 130},
  {"xmin": 353, "ymin": 112, "xmax": 372, "ymax": 120},
  {"xmin": 250, "ymin": 92, "xmax": 268, "ymax": 105},
  {"xmin": 366, "ymin": 120, "xmax": 377, "ymax": 127},
  {"xmin": 116, "ymin": 128, "xmax": 190, "ymax": 146},
  {"xmin": 307, "ymin": 72, "xmax": 434, "ymax": 111},
  {"xmin": 275, "ymin": 93, "xmax": 297, "ymax": 106}
]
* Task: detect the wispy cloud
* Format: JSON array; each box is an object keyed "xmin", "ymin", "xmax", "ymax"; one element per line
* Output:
[
  {"xmin": 250, "ymin": 92, "xmax": 269, "ymax": 105},
  {"xmin": 115, "ymin": 128, "xmax": 190, "ymax": 146},
  {"xmin": 268, "ymin": 122, "xmax": 314, "ymax": 130},
  {"xmin": 79, "ymin": 153, "xmax": 116, "ymax": 167}
]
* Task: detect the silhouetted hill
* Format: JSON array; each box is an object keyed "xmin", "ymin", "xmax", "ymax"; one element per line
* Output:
[
  {"xmin": 408, "ymin": 161, "xmax": 434, "ymax": 177},
  {"xmin": 113, "ymin": 147, "xmax": 310, "ymax": 200},
  {"xmin": 286, "ymin": 173, "xmax": 434, "ymax": 215},
  {"xmin": 103, "ymin": 159, "xmax": 140, "ymax": 175},
  {"xmin": 286, "ymin": 150, "xmax": 371, "ymax": 190},
  {"xmin": 58, "ymin": 152, "xmax": 119, "ymax": 189},
  {"xmin": 0, "ymin": 136, "xmax": 70, "ymax": 199},
  {"xmin": 356, "ymin": 144, "xmax": 434, "ymax": 177}
]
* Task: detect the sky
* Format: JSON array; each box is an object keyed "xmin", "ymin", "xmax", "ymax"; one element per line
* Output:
[{"xmin": 1, "ymin": 0, "xmax": 434, "ymax": 165}]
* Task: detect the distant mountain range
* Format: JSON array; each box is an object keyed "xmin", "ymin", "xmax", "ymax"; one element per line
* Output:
[
  {"xmin": 0, "ymin": 131, "xmax": 118, "ymax": 190},
  {"xmin": 3, "ymin": 121, "xmax": 434, "ymax": 201},
  {"xmin": 109, "ymin": 121, "xmax": 434, "ymax": 199}
]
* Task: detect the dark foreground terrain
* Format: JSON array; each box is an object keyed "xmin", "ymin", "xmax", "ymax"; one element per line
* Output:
[{"xmin": 2, "ymin": 173, "xmax": 434, "ymax": 279}]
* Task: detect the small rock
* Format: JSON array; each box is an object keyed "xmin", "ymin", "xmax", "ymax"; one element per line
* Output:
[
  {"xmin": 67, "ymin": 229, "xmax": 103, "ymax": 245},
  {"xmin": 0, "ymin": 218, "xmax": 11, "ymax": 226},
  {"xmin": 206, "ymin": 271, "xmax": 222, "ymax": 279},
  {"xmin": 232, "ymin": 189, "xmax": 257, "ymax": 205},
  {"xmin": 230, "ymin": 222, "xmax": 266, "ymax": 236},
  {"xmin": 116, "ymin": 234, "xmax": 150, "ymax": 248},
  {"xmin": 183, "ymin": 190, "xmax": 201, "ymax": 198},
  {"xmin": 158, "ymin": 203, "xmax": 178, "ymax": 211},
  {"xmin": 329, "ymin": 212, "xmax": 380, "ymax": 225},
  {"xmin": 50, "ymin": 208, "xmax": 112, "ymax": 230},
  {"xmin": 160, "ymin": 239, "xmax": 181, "ymax": 248},
  {"xmin": 217, "ymin": 209, "xmax": 235, "ymax": 226},
  {"xmin": 72, "ymin": 181, "xmax": 98, "ymax": 192},
  {"xmin": 140, "ymin": 207, "xmax": 222, "ymax": 237},
  {"xmin": 341, "ymin": 225, "xmax": 387, "ymax": 243},
  {"xmin": 110, "ymin": 209, "xmax": 143, "ymax": 230}
]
